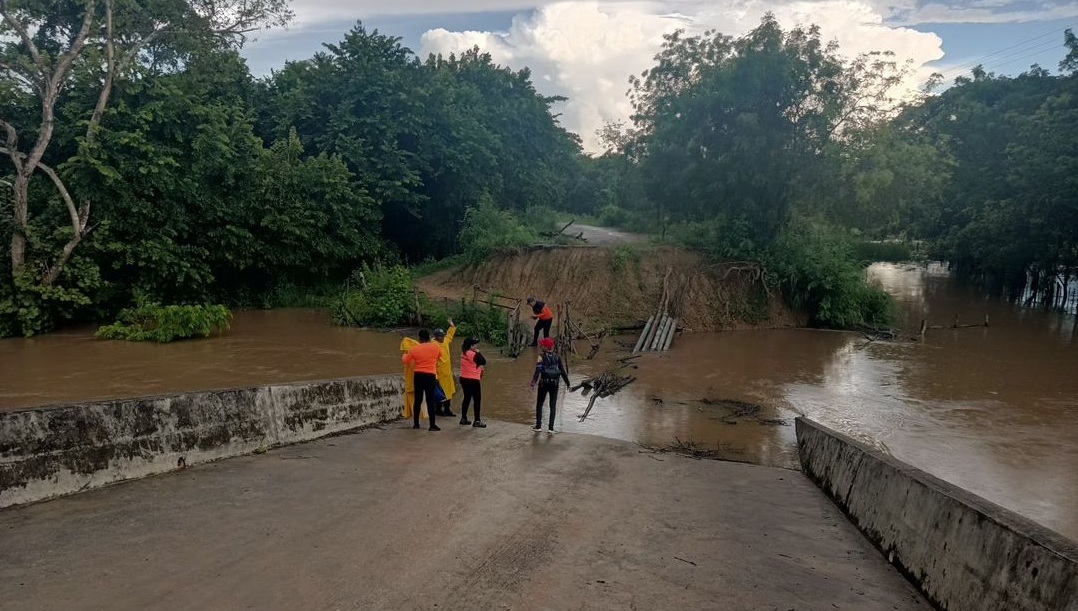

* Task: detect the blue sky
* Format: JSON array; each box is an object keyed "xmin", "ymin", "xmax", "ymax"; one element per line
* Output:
[{"xmin": 241, "ymin": 1, "xmax": 1078, "ymax": 150}]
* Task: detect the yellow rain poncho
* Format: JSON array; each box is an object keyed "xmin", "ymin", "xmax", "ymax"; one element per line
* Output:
[
  {"xmin": 399, "ymin": 336, "xmax": 428, "ymax": 420},
  {"xmin": 435, "ymin": 324, "xmax": 457, "ymax": 402}
]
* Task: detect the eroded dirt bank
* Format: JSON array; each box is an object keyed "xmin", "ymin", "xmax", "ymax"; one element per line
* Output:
[{"xmin": 417, "ymin": 245, "xmax": 804, "ymax": 331}]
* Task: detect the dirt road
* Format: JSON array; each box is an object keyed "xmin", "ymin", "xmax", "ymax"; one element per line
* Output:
[
  {"xmin": 572, "ymin": 223, "xmax": 644, "ymax": 245},
  {"xmin": 0, "ymin": 422, "xmax": 927, "ymax": 610}
]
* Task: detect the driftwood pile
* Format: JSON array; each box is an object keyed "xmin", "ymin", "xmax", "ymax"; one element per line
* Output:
[{"xmin": 572, "ymin": 362, "xmax": 637, "ymax": 422}]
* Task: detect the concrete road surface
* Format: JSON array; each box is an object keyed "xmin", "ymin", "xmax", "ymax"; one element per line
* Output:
[{"xmin": 0, "ymin": 422, "xmax": 928, "ymax": 611}]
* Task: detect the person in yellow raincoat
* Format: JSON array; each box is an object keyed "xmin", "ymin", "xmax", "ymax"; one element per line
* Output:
[
  {"xmin": 433, "ymin": 319, "xmax": 456, "ymax": 417},
  {"xmin": 399, "ymin": 336, "xmax": 428, "ymax": 421}
]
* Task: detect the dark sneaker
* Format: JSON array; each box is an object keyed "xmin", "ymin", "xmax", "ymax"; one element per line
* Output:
[
  {"xmin": 443, "ymin": 410, "xmax": 456, "ymax": 418},
  {"xmin": 459, "ymin": 418, "xmax": 471, "ymax": 425},
  {"xmin": 413, "ymin": 423, "xmax": 420, "ymax": 429},
  {"xmin": 473, "ymin": 421, "xmax": 487, "ymax": 428},
  {"xmin": 429, "ymin": 425, "xmax": 441, "ymax": 432}
]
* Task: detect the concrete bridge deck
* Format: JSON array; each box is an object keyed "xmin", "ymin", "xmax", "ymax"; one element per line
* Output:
[{"xmin": 0, "ymin": 421, "xmax": 927, "ymax": 611}]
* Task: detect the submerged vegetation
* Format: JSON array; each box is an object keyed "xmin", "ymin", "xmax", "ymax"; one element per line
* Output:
[
  {"xmin": 2, "ymin": 4, "xmax": 1075, "ymax": 338},
  {"xmin": 97, "ymin": 304, "xmax": 232, "ymax": 343}
]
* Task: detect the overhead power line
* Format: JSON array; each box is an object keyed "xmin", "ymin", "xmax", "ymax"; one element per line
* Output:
[{"xmin": 934, "ymin": 24, "xmax": 1073, "ymax": 79}]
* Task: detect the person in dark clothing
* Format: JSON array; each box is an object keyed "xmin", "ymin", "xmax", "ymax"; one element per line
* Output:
[
  {"xmin": 401, "ymin": 329, "xmax": 442, "ymax": 431},
  {"xmin": 530, "ymin": 337, "xmax": 571, "ymax": 432},
  {"xmin": 526, "ymin": 297, "xmax": 554, "ymax": 347},
  {"xmin": 459, "ymin": 337, "xmax": 487, "ymax": 427}
]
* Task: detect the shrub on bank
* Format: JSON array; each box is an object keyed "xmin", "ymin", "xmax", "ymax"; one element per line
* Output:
[
  {"xmin": 96, "ymin": 304, "xmax": 232, "ymax": 342},
  {"xmin": 767, "ymin": 223, "xmax": 894, "ymax": 328},
  {"xmin": 331, "ymin": 264, "xmax": 511, "ymax": 346},
  {"xmin": 332, "ymin": 266, "xmax": 415, "ymax": 327},
  {"xmin": 458, "ymin": 195, "xmax": 540, "ymax": 263}
]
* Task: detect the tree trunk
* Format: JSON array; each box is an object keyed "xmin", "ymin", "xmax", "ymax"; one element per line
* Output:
[{"xmin": 10, "ymin": 174, "xmax": 28, "ymax": 275}]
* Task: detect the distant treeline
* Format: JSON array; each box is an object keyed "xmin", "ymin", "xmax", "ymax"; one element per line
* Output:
[{"xmin": 2, "ymin": 4, "xmax": 1076, "ymax": 336}]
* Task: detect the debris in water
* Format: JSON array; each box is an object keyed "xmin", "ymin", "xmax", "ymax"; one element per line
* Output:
[
  {"xmin": 574, "ymin": 370, "xmax": 637, "ymax": 421},
  {"xmin": 697, "ymin": 397, "xmax": 790, "ymax": 426}
]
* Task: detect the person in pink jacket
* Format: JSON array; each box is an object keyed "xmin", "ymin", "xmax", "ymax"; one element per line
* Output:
[{"xmin": 458, "ymin": 337, "xmax": 487, "ymax": 428}]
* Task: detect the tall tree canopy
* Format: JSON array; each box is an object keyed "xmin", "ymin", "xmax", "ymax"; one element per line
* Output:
[
  {"xmin": 256, "ymin": 25, "xmax": 580, "ymax": 260},
  {"xmin": 902, "ymin": 40, "xmax": 1078, "ymax": 296},
  {"xmin": 623, "ymin": 15, "xmax": 910, "ymax": 250},
  {"xmin": 1, "ymin": 15, "xmax": 583, "ymax": 336}
]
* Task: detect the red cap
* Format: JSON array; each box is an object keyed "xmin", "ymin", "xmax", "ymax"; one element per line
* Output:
[{"xmin": 539, "ymin": 338, "xmax": 556, "ymax": 350}]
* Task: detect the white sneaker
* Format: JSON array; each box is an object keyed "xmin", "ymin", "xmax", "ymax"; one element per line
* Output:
[
  {"xmin": 532, "ymin": 425, "xmax": 542, "ymax": 432},
  {"xmin": 546, "ymin": 429, "xmax": 557, "ymax": 435}
]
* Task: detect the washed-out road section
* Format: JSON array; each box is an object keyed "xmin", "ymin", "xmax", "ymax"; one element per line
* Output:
[
  {"xmin": 571, "ymin": 223, "xmax": 643, "ymax": 245},
  {"xmin": 0, "ymin": 421, "xmax": 926, "ymax": 611}
]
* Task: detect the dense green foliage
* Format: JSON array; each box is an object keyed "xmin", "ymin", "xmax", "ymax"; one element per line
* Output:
[
  {"xmin": 899, "ymin": 55, "xmax": 1078, "ymax": 300},
  {"xmin": 583, "ymin": 19, "xmax": 1078, "ymax": 322},
  {"xmin": 331, "ymin": 264, "xmax": 509, "ymax": 346},
  {"xmin": 333, "ymin": 266, "xmax": 415, "ymax": 328},
  {"xmin": 1, "ymin": 7, "xmax": 580, "ymax": 336},
  {"xmin": 768, "ymin": 223, "xmax": 894, "ymax": 327},
  {"xmin": 97, "ymin": 304, "xmax": 232, "ymax": 342},
  {"xmin": 583, "ymin": 16, "xmax": 910, "ymax": 326},
  {"xmin": 4, "ymin": 4, "xmax": 1074, "ymax": 339},
  {"xmin": 255, "ymin": 28, "xmax": 579, "ymax": 261},
  {"xmin": 457, "ymin": 195, "xmax": 541, "ymax": 263}
]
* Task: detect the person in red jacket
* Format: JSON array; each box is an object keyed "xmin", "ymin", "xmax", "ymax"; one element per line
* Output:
[
  {"xmin": 458, "ymin": 337, "xmax": 487, "ymax": 428},
  {"xmin": 402, "ymin": 329, "xmax": 443, "ymax": 431},
  {"xmin": 526, "ymin": 297, "xmax": 554, "ymax": 347}
]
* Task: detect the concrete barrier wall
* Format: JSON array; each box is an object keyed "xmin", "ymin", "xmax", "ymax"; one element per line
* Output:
[
  {"xmin": 1, "ymin": 376, "xmax": 403, "ymax": 508},
  {"xmin": 796, "ymin": 417, "xmax": 1078, "ymax": 611}
]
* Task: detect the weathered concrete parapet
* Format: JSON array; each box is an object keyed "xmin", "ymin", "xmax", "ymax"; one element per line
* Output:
[
  {"xmin": 1, "ymin": 376, "xmax": 403, "ymax": 508},
  {"xmin": 796, "ymin": 417, "xmax": 1078, "ymax": 611}
]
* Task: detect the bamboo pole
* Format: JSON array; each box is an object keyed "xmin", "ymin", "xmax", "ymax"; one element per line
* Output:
[
  {"xmin": 659, "ymin": 315, "xmax": 674, "ymax": 350},
  {"xmin": 639, "ymin": 313, "xmax": 660, "ymax": 352},
  {"xmin": 633, "ymin": 315, "xmax": 655, "ymax": 354},
  {"xmin": 662, "ymin": 317, "xmax": 678, "ymax": 351},
  {"xmin": 650, "ymin": 315, "xmax": 670, "ymax": 351},
  {"xmin": 638, "ymin": 312, "xmax": 655, "ymax": 351}
]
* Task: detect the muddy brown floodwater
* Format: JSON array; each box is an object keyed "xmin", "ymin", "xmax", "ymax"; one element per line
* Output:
[{"xmin": 1, "ymin": 263, "xmax": 1076, "ymax": 542}]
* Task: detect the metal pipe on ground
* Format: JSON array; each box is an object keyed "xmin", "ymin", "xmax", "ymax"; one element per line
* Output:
[{"xmin": 632, "ymin": 315, "xmax": 655, "ymax": 354}]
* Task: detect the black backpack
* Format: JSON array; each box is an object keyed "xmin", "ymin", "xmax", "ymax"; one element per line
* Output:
[{"xmin": 540, "ymin": 352, "xmax": 563, "ymax": 382}]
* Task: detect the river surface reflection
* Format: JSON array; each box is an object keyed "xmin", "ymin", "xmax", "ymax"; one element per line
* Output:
[{"xmin": 1, "ymin": 263, "xmax": 1075, "ymax": 541}]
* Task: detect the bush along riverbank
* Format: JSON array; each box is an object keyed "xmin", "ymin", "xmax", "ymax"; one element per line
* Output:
[
  {"xmin": 331, "ymin": 265, "xmax": 510, "ymax": 347},
  {"xmin": 96, "ymin": 304, "xmax": 232, "ymax": 342}
]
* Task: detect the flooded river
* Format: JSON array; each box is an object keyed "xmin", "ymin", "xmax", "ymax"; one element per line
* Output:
[{"xmin": 1, "ymin": 263, "xmax": 1076, "ymax": 542}]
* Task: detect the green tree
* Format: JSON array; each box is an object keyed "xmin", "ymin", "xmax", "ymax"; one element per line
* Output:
[
  {"xmin": 904, "ymin": 45, "xmax": 1078, "ymax": 298},
  {"xmin": 1, "ymin": 0, "xmax": 292, "ymax": 335},
  {"xmin": 256, "ymin": 26, "xmax": 581, "ymax": 261},
  {"xmin": 626, "ymin": 15, "xmax": 912, "ymax": 249}
]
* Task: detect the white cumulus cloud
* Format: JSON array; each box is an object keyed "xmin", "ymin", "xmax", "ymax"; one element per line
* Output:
[{"xmin": 421, "ymin": 0, "xmax": 946, "ymax": 152}]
